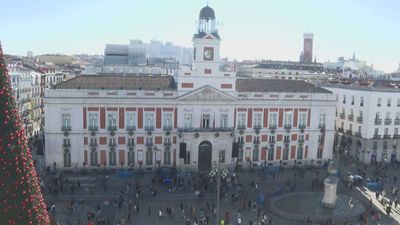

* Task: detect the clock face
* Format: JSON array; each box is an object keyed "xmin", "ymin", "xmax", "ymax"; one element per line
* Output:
[{"xmin": 203, "ymin": 48, "xmax": 213, "ymax": 60}]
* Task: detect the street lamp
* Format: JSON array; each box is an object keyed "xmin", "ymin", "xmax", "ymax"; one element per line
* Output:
[{"xmin": 209, "ymin": 157, "xmax": 229, "ymax": 225}]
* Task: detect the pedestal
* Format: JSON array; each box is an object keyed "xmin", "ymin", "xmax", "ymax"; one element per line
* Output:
[{"xmin": 321, "ymin": 176, "xmax": 338, "ymax": 208}]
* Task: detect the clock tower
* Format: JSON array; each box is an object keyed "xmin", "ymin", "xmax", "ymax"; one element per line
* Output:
[{"xmin": 177, "ymin": 5, "xmax": 236, "ymax": 94}]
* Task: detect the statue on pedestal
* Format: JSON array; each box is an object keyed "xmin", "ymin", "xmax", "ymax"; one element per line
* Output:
[{"xmin": 321, "ymin": 160, "xmax": 338, "ymax": 208}]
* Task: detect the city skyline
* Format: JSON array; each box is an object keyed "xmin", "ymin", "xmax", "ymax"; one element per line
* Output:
[{"xmin": 2, "ymin": 0, "xmax": 400, "ymax": 72}]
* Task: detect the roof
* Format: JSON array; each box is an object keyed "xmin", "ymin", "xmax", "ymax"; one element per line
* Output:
[
  {"xmin": 321, "ymin": 80, "xmax": 400, "ymax": 92},
  {"xmin": 199, "ymin": 6, "xmax": 215, "ymax": 20},
  {"xmin": 53, "ymin": 75, "xmax": 177, "ymax": 91},
  {"xmin": 236, "ymin": 78, "xmax": 331, "ymax": 93}
]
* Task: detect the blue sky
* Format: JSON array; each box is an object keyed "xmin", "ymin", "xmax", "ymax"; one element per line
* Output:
[{"xmin": 1, "ymin": 0, "xmax": 400, "ymax": 72}]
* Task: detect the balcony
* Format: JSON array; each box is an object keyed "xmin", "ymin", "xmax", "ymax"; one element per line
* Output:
[
  {"xmin": 394, "ymin": 135, "xmax": 400, "ymax": 139},
  {"xmin": 269, "ymin": 125, "xmax": 277, "ymax": 130},
  {"xmin": 178, "ymin": 127, "xmax": 234, "ymax": 132},
  {"xmin": 108, "ymin": 142, "xmax": 117, "ymax": 147},
  {"xmin": 284, "ymin": 125, "xmax": 292, "ymax": 130},
  {"xmin": 126, "ymin": 125, "xmax": 136, "ymax": 131},
  {"xmin": 127, "ymin": 141, "xmax": 135, "ymax": 147},
  {"xmin": 107, "ymin": 125, "xmax": 117, "ymax": 131},
  {"xmin": 319, "ymin": 124, "xmax": 326, "ymax": 130},
  {"xmin": 144, "ymin": 126, "xmax": 154, "ymax": 131},
  {"xmin": 346, "ymin": 130, "xmax": 352, "ymax": 135},
  {"xmin": 339, "ymin": 113, "xmax": 345, "ymax": 119},
  {"xmin": 145, "ymin": 142, "xmax": 154, "ymax": 147},
  {"xmin": 253, "ymin": 140, "xmax": 261, "ymax": 145},
  {"xmin": 347, "ymin": 114, "xmax": 354, "ymax": 121},
  {"xmin": 385, "ymin": 118, "xmax": 392, "ymax": 125},
  {"xmin": 268, "ymin": 139, "xmax": 276, "ymax": 144},
  {"xmin": 89, "ymin": 142, "xmax": 98, "ymax": 147},
  {"xmin": 354, "ymin": 132, "xmax": 361, "ymax": 137},
  {"xmin": 237, "ymin": 125, "xmax": 246, "ymax": 130},
  {"xmin": 373, "ymin": 134, "xmax": 381, "ymax": 139},
  {"xmin": 318, "ymin": 137, "xmax": 325, "ymax": 143},
  {"xmin": 63, "ymin": 143, "xmax": 71, "ymax": 148},
  {"xmin": 357, "ymin": 116, "xmax": 363, "ymax": 123},
  {"xmin": 61, "ymin": 125, "xmax": 71, "ymax": 131},
  {"xmin": 395, "ymin": 118, "xmax": 400, "ymax": 125},
  {"xmin": 253, "ymin": 124, "xmax": 262, "ymax": 130},
  {"xmin": 338, "ymin": 128, "xmax": 344, "ymax": 133},
  {"xmin": 163, "ymin": 125, "xmax": 173, "ymax": 131},
  {"xmin": 383, "ymin": 135, "xmax": 391, "ymax": 139},
  {"xmin": 88, "ymin": 126, "xmax": 98, "ymax": 131},
  {"xmin": 374, "ymin": 118, "xmax": 382, "ymax": 125},
  {"xmin": 164, "ymin": 141, "xmax": 172, "ymax": 147},
  {"xmin": 283, "ymin": 139, "xmax": 290, "ymax": 143},
  {"xmin": 298, "ymin": 139, "xmax": 305, "ymax": 143},
  {"xmin": 298, "ymin": 124, "xmax": 306, "ymax": 129}
]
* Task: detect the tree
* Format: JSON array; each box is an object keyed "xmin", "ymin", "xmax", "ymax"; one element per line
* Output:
[{"xmin": 0, "ymin": 42, "xmax": 50, "ymax": 224}]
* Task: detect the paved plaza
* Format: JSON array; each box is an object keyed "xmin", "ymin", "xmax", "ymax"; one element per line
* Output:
[{"xmin": 30, "ymin": 139, "xmax": 400, "ymax": 225}]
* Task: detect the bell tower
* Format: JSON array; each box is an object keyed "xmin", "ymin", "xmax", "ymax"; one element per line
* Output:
[
  {"xmin": 192, "ymin": 5, "xmax": 221, "ymax": 73},
  {"xmin": 177, "ymin": 5, "xmax": 236, "ymax": 95}
]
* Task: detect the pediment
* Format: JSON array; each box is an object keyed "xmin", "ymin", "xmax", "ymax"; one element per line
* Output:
[
  {"xmin": 179, "ymin": 85, "xmax": 236, "ymax": 101},
  {"xmin": 204, "ymin": 34, "xmax": 215, "ymax": 39}
]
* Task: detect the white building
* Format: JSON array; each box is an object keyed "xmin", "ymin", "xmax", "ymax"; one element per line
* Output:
[
  {"xmin": 323, "ymin": 81, "xmax": 400, "ymax": 164},
  {"xmin": 44, "ymin": 6, "xmax": 336, "ymax": 171},
  {"xmin": 8, "ymin": 64, "xmax": 42, "ymax": 136}
]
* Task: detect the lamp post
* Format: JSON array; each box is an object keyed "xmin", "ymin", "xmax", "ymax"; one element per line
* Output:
[{"xmin": 209, "ymin": 157, "xmax": 229, "ymax": 225}]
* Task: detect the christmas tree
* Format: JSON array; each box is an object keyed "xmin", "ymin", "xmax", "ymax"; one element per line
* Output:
[{"xmin": 0, "ymin": 43, "xmax": 50, "ymax": 224}]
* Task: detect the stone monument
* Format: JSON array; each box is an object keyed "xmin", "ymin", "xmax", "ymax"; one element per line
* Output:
[{"xmin": 321, "ymin": 160, "xmax": 338, "ymax": 208}]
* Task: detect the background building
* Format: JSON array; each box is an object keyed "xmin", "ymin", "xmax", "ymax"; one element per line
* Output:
[
  {"xmin": 323, "ymin": 81, "xmax": 400, "ymax": 164},
  {"xmin": 300, "ymin": 33, "xmax": 313, "ymax": 63}
]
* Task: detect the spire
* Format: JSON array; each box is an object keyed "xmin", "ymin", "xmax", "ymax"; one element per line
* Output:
[{"xmin": 352, "ymin": 50, "xmax": 356, "ymax": 61}]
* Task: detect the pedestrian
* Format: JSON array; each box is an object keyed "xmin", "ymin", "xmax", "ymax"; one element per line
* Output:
[{"xmin": 395, "ymin": 198, "xmax": 398, "ymax": 208}]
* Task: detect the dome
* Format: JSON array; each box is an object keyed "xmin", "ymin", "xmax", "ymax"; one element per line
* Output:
[{"xmin": 199, "ymin": 6, "xmax": 215, "ymax": 20}]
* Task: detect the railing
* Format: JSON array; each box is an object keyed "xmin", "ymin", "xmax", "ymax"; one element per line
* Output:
[
  {"xmin": 164, "ymin": 142, "xmax": 172, "ymax": 147},
  {"xmin": 373, "ymin": 134, "xmax": 381, "ymax": 139},
  {"xmin": 284, "ymin": 125, "xmax": 292, "ymax": 130},
  {"xmin": 237, "ymin": 125, "xmax": 246, "ymax": 130},
  {"xmin": 354, "ymin": 132, "xmax": 361, "ymax": 137},
  {"xmin": 394, "ymin": 135, "xmax": 400, "ymax": 139},
  {"xmin": 347, "ymin": 114, "xmax": 354, "ymax": 121},
  {"xmin": 318, "ymin": 124, "xmax": 326, "ymax": 130},
  {"xmin": 283, "ymin": 139, "xmax": 290, "ymax": 143},
  {"xmin": 145, "ymin": 142, "xmax": 154, "ymax": 147},
  {"xmin": 385, "ymin": 118, "xmax": 392, "ymax": 125},
  {"xmin": 298, "ymin": 139, "xmax": 305, "ymax": 143},
  {"xmin": 89, "ymin": 142, "xmax": 98, "ymax": 147},
  {"xmin": 88, "ymin": 126, "xmax": 98, "ymax": 131},
  {"xmin": 144, "ymin": 126, "xmax": 154, "ymax": 131},
  {"xmin": 269, "ymin": 125, "xmax": 277, "ymax": 130},
  {"xmin": 374, "ymin": 118, "xmax": 382, "ymax": 125},
  {"xmin": 318, "ymin": 137, "xmax": 325, "ymax": 143},
  {"xmin": 178, "ymin": 127, "xmax": 234, "ymax": 132},
  {"xmin": 163, "ymin": 125, "xmax": 173, "ymax": 131},
  {"xmin": 339, "ymin": 113, "xmax": 345, "ymax": 119},
  {"xmin": 298, "ymin": 124, "xmax": 306, "ymax": 129},
  {"xmin": 338, "ymin": 128, "xmax": 344, "ymax": 133},
  {"xmin": 383, "ymin": 135, "xmax": 391, "ymax": 139},
  {"xmin": 253, "ymin": 124, "xmax": 262, "ymax": 130},
  {"xmin": 108, "ymin": 142, "xmax": 117, "ymax": 147},
  {"xmin": 395, "ymin": 119, "xmax": 400, "ymax": 125},
  {"xmin": 357, "ymin": 116, "xmax": 363, "ymax": 123},
  {"xmin": 346, "ymin": 130, "xmax": 352, "ymax": 135},
  {"xmin": 61, "ymin": 126, "xmax": 71, "ymax": 131},
  {"xmin": 63, "ymin": 143, "xmax": 71, "ymax": 148},
  {"xmin": 268, "ymin": 139, "xmax": 276, "ymax": 144},
  {"xmin": 253, "ymin": 140, "xmax": 260, "ymax": 144},
  {"xmin": 126, "ymin": 125, "xmax": 136, "ymax": 131},
  {"xmin": 107, "ymin": 125, "xmax": 117, "ymax": 131},
  {"xmin": 127, "ymin": 142, "xmax": 135, "ymax": 147}
]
